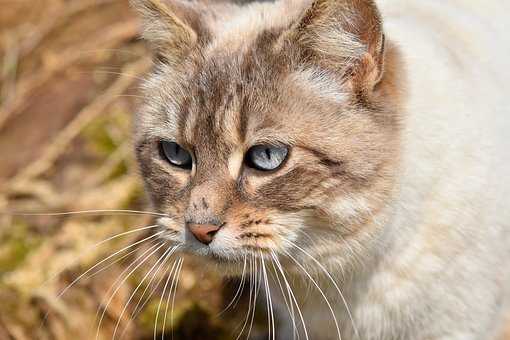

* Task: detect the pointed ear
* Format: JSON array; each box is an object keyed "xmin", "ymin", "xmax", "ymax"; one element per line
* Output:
[
  {"xmin": 130, "ymin": 0, "xmax": 204, "ymax": 63},
  {"xmin": 291, "ymin": 0, "xmax": 385, "ymax": 91}
]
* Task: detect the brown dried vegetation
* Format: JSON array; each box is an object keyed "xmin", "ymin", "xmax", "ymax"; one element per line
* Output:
[{"xmin": 0, "ymin": 1, "xmax": 262, "ymax": 339}]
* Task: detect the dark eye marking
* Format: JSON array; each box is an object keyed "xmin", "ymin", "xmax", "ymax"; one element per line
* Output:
[
  {"xmin": 244, "ymin": 145, "xmax": 288, "ymax": 171},
  {"xmin": 160, "ymin": 141, "xmax": 192, "ymax": 169}
]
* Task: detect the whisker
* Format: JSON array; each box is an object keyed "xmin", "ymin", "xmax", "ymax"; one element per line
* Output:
[
  {"xmin": 85, "ymin": 70, "xmax": 147, "ymax": 82},
  {"xmin": 246, "ymin": 256, "xmax": 261, "ymax": 340},
  {"xmin": 128, "ymin": 255, "xmax": 175, "ymax": 321},
  {"xmin": 74, "ymin": 49, "xmax": 143, "ymax": 57},
  {"xmin": 297, "ymin": 228, "xmax": 359, "ymax": 276},
  {"xmin": 42, "ymin": 224, "xmax": 161, "ymax": 288},
  {"xmin": 261, "ymin": 254, "xmax": 276, "ymax": 340},
  {"xmin": 85, "ymin": 243, "xmax": 143, "ymax": 281},
  {"xmin": 35, "ymin": 229, "xmax": 161, "ymax": 336},
  {"xmin": 261, "ymin": 256, "xmax": 271, "ymax": 340},
  {"xmin": 271, "ymin": 251, "xmax": 310, "ymax": 340},
  {"xmin": 234, "ymin": 255, "xmax": 254, "ymax": 340},
  {"xmin": 269, "ymin": 258, "xmax": 299, "ymax": 340},
  {"xmin": 268, "ymin": 263, "xmax": 276, "ymax": 340},
  {"xmin": 57, "ymin": 230, "xmax": 164, "ymax": 299},
  {"xmin": 288, "ymin": 241, "xmax": 360, "ymax": 339},
  {"xmin": 95, "ymin": 242, "xmax": 165, "ymax": 340},
  {"xmin": 232, "ymin": 256, "xmax": 249, "ymax": 312},
  {"xmin": 2, "ymin": 209, "xmax": 168, "ymax": 218},
  {"xmin": 153, "ymin": 259, "xmax": 180, "ymax": 340},
  {"xmin": 112, "ymin": 244, "xmax": 178, "ymax": 339},
  {"xmin": 218, "ymin": 255, "xmax": 247, "ymax": 316},
  {"xmin": 161, "ymin": 258, "xmax": 179, "ymax": 340},
  {"xmin": 282, "ymin": 248, "xmax": 342, "ymax": 340},
  {"xmin": 167, "ymin": 258, "xmax": 184, "ymax": 340},
  {"xmin": 114, "ymin": 94, "xmax": 146, "ymax": 99},
  {"xmin": 118, "ymin": 244, "xmax": 180, "ymax": 339}
]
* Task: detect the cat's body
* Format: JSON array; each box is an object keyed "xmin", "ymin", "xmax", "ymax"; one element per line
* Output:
[
  {"xmin": 131, "ymin": 0, "xmax": 510, "ymax": 339},
  {"xmin": 284, "ymin": 1, "xmax": 510, "ymax": 339}
]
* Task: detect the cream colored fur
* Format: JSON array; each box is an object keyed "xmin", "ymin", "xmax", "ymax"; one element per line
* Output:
[{"xmin": 280, "ymin": 1, "xmax": 510, "ymax": 339}]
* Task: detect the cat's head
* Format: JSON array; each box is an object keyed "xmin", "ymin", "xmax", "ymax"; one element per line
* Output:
[{"xmin": 132, "ymin": 0, "xmax": 404, "ymax": 273}]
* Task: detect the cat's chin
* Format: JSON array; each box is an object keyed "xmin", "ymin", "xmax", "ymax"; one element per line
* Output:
[
  {"xmin": 190, "ymin": 251, "xmax": 248, "ymax": 276},
  {"xmin": 182, "ymin": 245, "xmax": 238, "ymax": 262},
  {"xmin": 182, "ymin": 245, "xmax": 273, "ymax": 276}
]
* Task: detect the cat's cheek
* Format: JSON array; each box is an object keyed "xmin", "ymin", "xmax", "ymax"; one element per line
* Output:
[
  {"xmin": 209, "ymin": 228, "xmax": 243, "ymax": 253},
  {"xmin": 152, "ymin": 159, "xmax": 191, "ymax": 186},
  {"xmin": 156, "ymin": 217, "xmax": 185, "ymax": 242},
  {"xmin": 208, "ymin": 227, "xmax": 274, "ymax": 257}
]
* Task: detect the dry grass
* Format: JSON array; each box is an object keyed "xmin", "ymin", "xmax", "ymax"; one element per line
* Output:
[{"xmin": 0, "ymin": 1, "xmax": 265, "ymax": 339}]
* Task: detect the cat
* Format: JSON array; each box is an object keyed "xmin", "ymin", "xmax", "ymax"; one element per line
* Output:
[{"xmin": 130, "ymin": 0, "xmax": 510, "ymax": 339}]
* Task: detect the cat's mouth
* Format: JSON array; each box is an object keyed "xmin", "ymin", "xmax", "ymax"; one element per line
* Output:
[
  {"xmin": 183, "ymin": 239, "xmax": 272, "ymax": 262},
  {"xmin": 155, "ymin": 217, "xmax": 283, "ymax": 270},
  {"xmin": 159, "ymin": 216, "xmax": 278, "ymax": 245}
]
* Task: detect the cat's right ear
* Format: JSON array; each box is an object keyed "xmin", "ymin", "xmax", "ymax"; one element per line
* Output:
[
  {"xmin": 287, "ymin": 0, "xmax": 385, "ymax": 93},
  {"xmin": 130, "ymin": 0, "xmax": 205, "ymax": 63}
]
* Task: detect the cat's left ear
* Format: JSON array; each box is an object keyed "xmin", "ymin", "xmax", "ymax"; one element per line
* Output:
[
  {"xmin": 130, "ymin": 0, "xmax": 206, "ymax": 63},
  {"xmin": 289, "ymin": 0, "xmax": 385, "ymax": 92}
]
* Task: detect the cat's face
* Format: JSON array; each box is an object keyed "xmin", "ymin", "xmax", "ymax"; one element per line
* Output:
[{"xmin": 132, "ymin": 0, "xmax": 403, "ymax": 273}]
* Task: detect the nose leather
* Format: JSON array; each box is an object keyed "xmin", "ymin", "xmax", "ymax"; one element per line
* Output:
[{"xmin": 187, "ymin": 223, "xmax": 221, "ymax": 245}]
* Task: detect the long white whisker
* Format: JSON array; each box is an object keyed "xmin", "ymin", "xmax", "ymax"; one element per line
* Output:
[
  {"xmin": 269, "ymin": 267, "xmax": 276, "ymax": 340},
  {"xmin": 118, "ymin": 244, "xmax": 179, "ymax": 339},
  {"xmin": 153, "ymin": 259, "xmax": 179, "ymax": 340},
  {"xmin": 162, "ymin": 258, "xmax": 181, "ymax": 340},
  {"xmin": 282, "ymin": 248, "xmax": 342, "ymax": 340},
  {"xmin": 231, "ymin": 255, "xmax": 248, "ymax": 311},
  {"xmin": 234, "ymin": 255, "xmax": 253, "ymax": 340},
  {"xmin": 58, "ymin": 230, "xmax": 164, "ymax": 299},
  {"xmin": 95, "ymin": 242, "xmax": 165, "ymax": 340},
  {"xmin": 169, "ymin": 258, "xmax": 184, "ymax": 340},
  {"xmin": 270, "ymin": 259, "xmax": 299, "ymax": 340},
  {"xmin": 42, "ymin": 224, "xmax": 160, "ymax": 286},
  {"xmin": 297, "ymin": 229, "xmax": 352, "ymax": 277},
  {"xmin": 86, "ymin": 243, "xmax": 143, "ymax": 280},
  {"xmin": 262, "ymin": 256, "xmax": 271, "ymax": 340},
  {"xmin": 75, "ymin": 49, "xmax": 143, "ymax": 57},
  {"xmin": 42, "ymin": 224, "xmax": 162, "ymax": 289},
  {"xmin": 271, "ymin": 252, "xmax": 310, "ymax": 340},
  {"xmin": 289, "ymin": 242, "xmax": 360, "ymax": 339},
  {"xmin": 261, "ymin": 254, "xmax": 276, "ymax": 340},
  {"xmin": 41, "ymin": 235, "xmax": 156, "ymax": 338},
  {"xmin": 85, "ymin": 70, "xmax": 147, "ymax": 82},
  {"xmin": 129, "ymin": 258, "xmax": 173, "ymax": 320},
  {"xmin": 247, "ymin": 256, "xmax": 261, "ymax": 340},
  {"xmin": 2, "ymin": 209, "xmax": 168, "ymax": 217},
  {"xmin": 112, "ymin": 244, "xmax": 178, "ymax": 339},
  {"xmin": 219, "ymin": 255, "xmax": 247, "ymax": 316}
]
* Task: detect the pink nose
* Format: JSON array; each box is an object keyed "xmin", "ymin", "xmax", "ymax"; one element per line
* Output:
[{"xmin": 187, "ymin": 223, "xmax": 221, "ymax": 245}]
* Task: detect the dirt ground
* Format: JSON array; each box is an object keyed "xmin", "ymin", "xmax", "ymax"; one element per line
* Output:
[{"xmin": 0, "ymin": 1, "xmax": 265, "ymax": 339}]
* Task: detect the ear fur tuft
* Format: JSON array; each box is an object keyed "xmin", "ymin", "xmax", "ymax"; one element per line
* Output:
[
  {"xmin": 290, "ymin": 0, "xmax": 386, "ymax": 91},
  {"xmin": 130, "ymin": 0, "xmax": 199, "ymax": 62}
]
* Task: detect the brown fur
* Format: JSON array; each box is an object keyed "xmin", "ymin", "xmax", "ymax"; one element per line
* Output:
[{"xmin": 131, "ymin": 0, "xmax": 404, "ymax": 253}]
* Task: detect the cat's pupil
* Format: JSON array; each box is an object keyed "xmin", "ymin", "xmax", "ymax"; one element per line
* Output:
[{"xmin": 265, "ymin": 148, "xmax": 271, "ymax": 160}]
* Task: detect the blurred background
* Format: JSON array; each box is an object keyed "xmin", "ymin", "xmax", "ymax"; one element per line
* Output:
[{"xmin": 0, "ymin": 1, "xmax": 262, "ymax": 339}]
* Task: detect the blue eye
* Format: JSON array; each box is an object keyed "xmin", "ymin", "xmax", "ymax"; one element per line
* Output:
[
  {"xmin": 160, "ymin": 141, "xmax": 192, "ymax": 169},
  {"xmin": 245, "ymin": 145, "xmax": 289, "ymax": 171}
]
